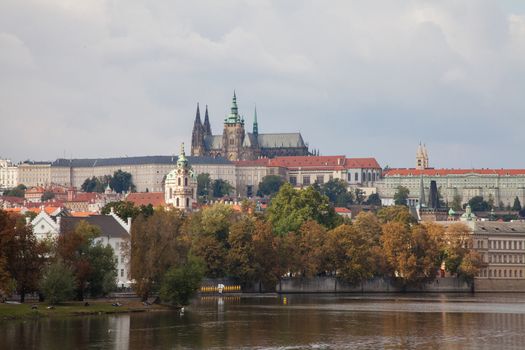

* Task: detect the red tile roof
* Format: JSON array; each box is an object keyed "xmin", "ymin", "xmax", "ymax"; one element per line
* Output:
[
  {"xmin": 384, "ymin": 168, "xmax": 525, "ymax": 177},
  {"xmin": 126, "ymin": 192, "xmax": 165, "ymax": 207},
  {"xmin": 335, "ymin": 207, "xmax": 352, "ymax": 213},
  {"xmin": 235, "ymin": 156, "xmax": 381, "ymax": 170}
]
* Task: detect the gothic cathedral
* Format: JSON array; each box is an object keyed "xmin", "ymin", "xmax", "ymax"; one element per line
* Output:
[{"xmin": 191, "ymin": 92, "xmax": 310, "ymax": 161}]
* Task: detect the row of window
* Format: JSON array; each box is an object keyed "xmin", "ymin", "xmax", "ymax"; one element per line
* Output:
[
  {"xmin": 479, "ymin": 269, "xmax": 524, "ymax": 278},
  {"xmin": 487, "ymin": 240, "xmax": 524, "ymax": 250},
  {"xmin": 488, "ymin": 254, "xmax": 525, "ymax": 264}
]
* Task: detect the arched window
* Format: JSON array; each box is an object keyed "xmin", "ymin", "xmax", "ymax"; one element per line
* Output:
[
  {"xmin": 186, "ymin": 197, "xmax": 190, "ymax": 207},
  {"xmin": 178, "ymin": 178, "xmax": 181, "ymax": 186},
  {"xmin": 169, "ymin": 188, "xmax": 172, "ymax": 199},
  {"xmin": 184, "ymin": 177, "xmax": 188, "ymax": 186},
  {"xmin": 176, "ymin": 197, "xmax": 179, "ymax": 207}
]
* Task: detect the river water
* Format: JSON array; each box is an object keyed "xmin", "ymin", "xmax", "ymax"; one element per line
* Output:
[{"xmin": 2, "ymin": 293, "xmax": 525, "ymax": 349}]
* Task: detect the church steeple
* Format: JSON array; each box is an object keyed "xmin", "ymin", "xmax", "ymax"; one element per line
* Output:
[
  {"xmin": 253, "ymin": 105, "xmax": 259, "ymax": 136},
  {"xmin": 203, "ymin": 105, "xmax": 212, "ymax": 136},
  {"xmin": 225, "ymin": 91, "xmax": 243, "ymax": 125},
  {"xmin": 191, "ymin": 103, "xmax": 205, "ymax": 156}
]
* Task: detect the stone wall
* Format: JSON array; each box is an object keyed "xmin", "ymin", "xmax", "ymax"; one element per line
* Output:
[
  {"xmin": 278, "ymin": 277, "xmax": 472, "ymax": 293},
  {"xmin": 474, "ymin": 279, "xmax": 525, "ymax": 292}
]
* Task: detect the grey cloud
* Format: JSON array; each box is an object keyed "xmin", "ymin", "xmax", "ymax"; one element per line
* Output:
[{"xmin": 0, "ymin": 0, "xmax": 524, "ymax": 168}]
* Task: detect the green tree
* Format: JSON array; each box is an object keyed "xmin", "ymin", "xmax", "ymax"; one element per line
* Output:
[
  {"xmin": 41, "ymin": 191, "xmax": 55, "ymax": 202},
  {"xmin": 212, "ymin": 179, "xmax": 234, "ymax": 198},
  {"xmin": 467, "ymin": 196, "xmax": 490, "ymax": 212},
  {"xmin": 451, "ymin": 194, "xmax": 462, "ymax": 211},
  {"xmin": 110, "ymin": 170, "xmax": 136, "ymax": 194},
  {"xmin": 190, "ymin": 204, "xmax": 237, "ymax": 277},
  {"xmin": 267, "ymin": 183, "xmax": 338, "ymax": 235},
  {"xmin": 86, "ymin": 243, "xmax": 117, "ymax": 297},
  {"xmin": 159, "ymin": 256, "xmax": 204, "ymax": 306},
  {"xmin": 320, "ymin": 179, "xmax": 353, "ymax": 206},
  {"xmin": 130, "ymin": 209, "xmax": 190, "ymax": 300},
  {"xmin": 512, "ymin": 196, "xmax": 522, "ymax": 211},
  {"xmin": 257, "ymin": 175, "xmax": 285, "ymax": 197},
  {"xmin": 39, "ymin": 261, "xmax": 76, "ymax": 305},
  {"xmin": 354, "ymin": 188, "xmax": 365, "ymax": 204},
  {"xmin": 197, "ymin": 173, "xmax": 212, "ymax": 202},
  {"xmin": 365, "ymin": 192, "xmax": 382, "ymax": 206},
  {"xmin": 101, "ymin": 201, "xmax": 140, "ymax": 220},
  {"xmin": 377, "ymin": 205, "xmax": 417, "ymax": 226},
  {"xmin": 324, "ymin": 224, "xmax": 376, "ymax": 284},
  {"xmin": 0, "ymin": 211, "xmax": 48, "ymax": 302},
  {"xmin": 56, "ymin": 220, "xmax": 117, "ymax": 299},
  {"xmin": 394, "ymin": 186, "xmax": 409, "ymax": 206},
  {"xmin": 81, "ymin": 176, "xmax": 109, "ymax": 193},
  {"xmin": 3, "ymin": 184, "xmax": 27, "ymax": 198},
  {"xmin": 227, "ymin": 216, "xmax": 257, "ymax": 285}
]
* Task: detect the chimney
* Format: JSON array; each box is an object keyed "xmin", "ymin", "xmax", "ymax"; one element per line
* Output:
[
  {"xmin": 127, "ymin": 217, "xmax": 132, "ymax": 233},
  {"xmin": 56, "ymin": 216, "xmax": 61, "ymax": 230}
]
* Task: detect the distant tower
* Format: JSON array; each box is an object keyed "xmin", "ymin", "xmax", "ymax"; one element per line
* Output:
[
  {"xmin": 416, "ymin": 143, "xmax": 429, "ymax": 169},
  {"xmin": 418, "ymin": 175, "xmax": 426, "ymax": 208},
  {"xmin": 253, "ymin": 105, "xmax": 259, "ymax": 136},
  {"xmin": 191, "ymin": 104, "xmax": 205, "ymax": 156},
  {"xmin": 222, "ymin": 91, "xmax": 246, "ymax": 161},
  {"xmin": 203, "ymin": 105, "xmax": 212, "ymax": 136},
  {"xmin": 165, "ymin": 143, "xmax": 197, "ymax": 211}
]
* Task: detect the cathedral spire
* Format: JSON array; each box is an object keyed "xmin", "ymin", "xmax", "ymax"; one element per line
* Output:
[
  {"xmin": 231, "ymin": 91, "xmax": 239, "ymax": 120},
  {"xmin": 194, "ymin": 103, "xmax": 202, "ymax": 126},
  {"xmin": 203, "ymin": 105, "xmax": 212, "ymax": 136},
  {"xmin": 253, "ymin": 104, "xmax": 259, "ymax": 136}
]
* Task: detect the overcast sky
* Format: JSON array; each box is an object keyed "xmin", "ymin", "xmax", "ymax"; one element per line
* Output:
[{"xmin": 1, "ymin": 1, "xmax": 524, "ymax": 168}]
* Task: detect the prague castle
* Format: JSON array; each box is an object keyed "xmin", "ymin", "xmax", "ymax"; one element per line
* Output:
[{"xmin": 191, "ymin": 92, "xmax": 310, "ymax": 161}]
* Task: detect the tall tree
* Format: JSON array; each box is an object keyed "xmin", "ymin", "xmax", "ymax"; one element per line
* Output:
[
  {"xmin": 252, "ymin": 219, "xmax": 280, "ymax": 290},
  {"xmin": 227, "ymin": 216, "xmax": 257, "ymax": 286},
  {"xmin": 451, "ymin": 194, "xmax": 463, "ymax": 211},
  {"xmin": 267, "ymin": 183, "xmax": 339, "ymax": 235},
  {"xmin": 190, "ymin": 204, "xmax": 237, "ymax": 278},
  {"xmin": 257, "ymin": 175, "xmax": 285, "ymax": 197},
  {"xmin": 197, "ymin": 173, "xmax": 212, "ymax": 202},
  {"xmin": 377, "ymin": 205, "xmax": 416, "ymax": 226},
  {"xmin": 320, "ymin": 179, "xmax": 353, "ymax": 206},
  {"xmin": 0, "ymin": 211, "xmax": 48, "ymax": 302},
  {"xmin": 393, "ymin": 186, "xmax": 410, "ymax": 206},
  {"xmin": 467, "ymin": 196, "xmax": 490, "ymax": 212},
  {"xmin": 101, "ymin": 201, "xmax": 140, "ymax": 220},
  {"xmin": 365, "ymin": 192, "xmax": 382, "ymax": 206},
  {"xmin": 380, "ymin": 222, "xmax": 441, "ymax": 287},
  {"xmin": 512, "ymin": 196, "xmax": 522, "ymax": 211},
  {"xmin": 212, "ymin": 179, "xmax": 234, "ymax": 198},
  {"xmin": 3, "ymin": 184, "xmax": 27, "ymax": 198},
  {"xmin": 130, "ymin": 209, "xmax": 190, "ymax": 300},
  {"xmin": 39, "ymin": 261, "xmax": 77, "ymax": 305},
  {"xmin": 56, "ymin": 221, "xmax": 116, "ymax": 299},
  {"xmin": 110, "ymin": 170, "xmax": 136, "ymax": 194},
  {"xmin": 297, "ymin": 221, "xmax": 328, "ymax": 277},
  {"xmin": 160, "ymin": 256, "xmax": 204, "ymax": 306}
]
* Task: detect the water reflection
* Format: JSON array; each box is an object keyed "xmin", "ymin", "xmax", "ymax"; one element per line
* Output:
[{"xmin": 2, "ymin": 294, "xmax": 525, "ymax": 349}]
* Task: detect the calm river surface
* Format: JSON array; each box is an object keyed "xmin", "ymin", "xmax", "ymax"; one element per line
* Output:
[{"xmin": 2, "ymin": 293, "xmax": 525, "ymax": 349}]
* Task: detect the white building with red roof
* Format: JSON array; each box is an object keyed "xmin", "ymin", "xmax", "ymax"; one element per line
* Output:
[
  {"xmin": 376, "ymin": 145, "xmax": 525, "ymax": 207},
  {"xmin": 235, "ymin": 155, "xmax": 382, "ymax": 197}
]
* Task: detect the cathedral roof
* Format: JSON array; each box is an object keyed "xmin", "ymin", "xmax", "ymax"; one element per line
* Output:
[
  {"xmin": 257, "ymin": 133, "xmax": 306, "ymax": 148},
  {"xmin": 204, "ymin": 135, "xmax": 223, "ymax": 149}
]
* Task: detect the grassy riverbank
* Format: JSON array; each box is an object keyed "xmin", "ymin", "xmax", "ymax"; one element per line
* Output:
[{"xmin": 0, "ymin": 300, "xmax": 170, "ymax": 321}]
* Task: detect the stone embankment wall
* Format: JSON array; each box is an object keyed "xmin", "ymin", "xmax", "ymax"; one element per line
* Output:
[
  {"xmin": 277, "ymin": 277, "xmax": 472, "ymax": 293},
  {"xmin": 474, "ymin": 279, "xmax": 525, "ymax": 292}
]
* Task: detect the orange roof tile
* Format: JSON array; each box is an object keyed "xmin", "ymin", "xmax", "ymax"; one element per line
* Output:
[
  {"xmin": 235, "ymin": 156, "xmax": 381, "ymax": 170},
  {"xmin": 126, "ymin": 192, "xmax": 165, "ymax": 207},
  {"xmin": 384, "ymin": 168, "xmax": 525, "ymax": 177}
]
